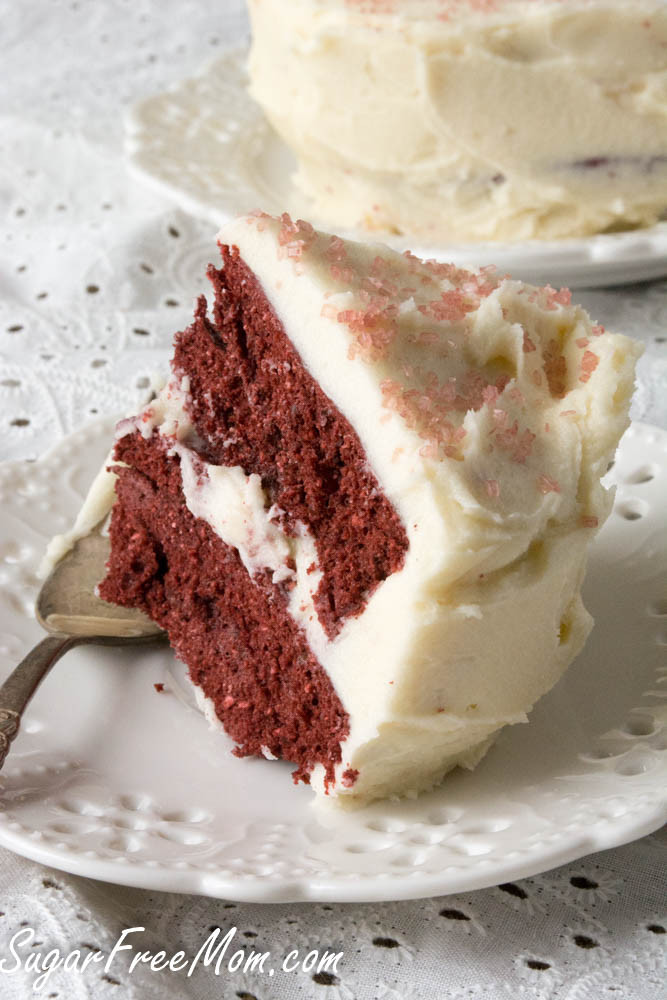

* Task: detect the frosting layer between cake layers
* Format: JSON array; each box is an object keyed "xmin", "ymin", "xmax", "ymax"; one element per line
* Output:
[{"xmin": 247, "ymin": 0, "xmax": 667, "ymax": 240}]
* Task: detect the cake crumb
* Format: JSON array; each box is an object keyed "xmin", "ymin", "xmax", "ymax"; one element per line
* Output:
[{"xmin": 341, "ymin": 768, "xmax": 359, "ymax": 788}]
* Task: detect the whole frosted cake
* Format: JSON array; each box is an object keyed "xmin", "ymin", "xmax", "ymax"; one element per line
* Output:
[
  {"xmin": 46, "ymin": 213, "xmax": 641, "ymax": 806},
  {"xmin": 247, "ymin": 0, "xmax": 667, "ymax": 241}
]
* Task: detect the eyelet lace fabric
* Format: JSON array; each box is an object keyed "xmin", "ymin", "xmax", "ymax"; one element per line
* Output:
[
  {"xmin": 0, "ymin": 2, "xmax": 665, "ymax": 998},
  {"xmin": 0, "ymin": 831, "xmax": 665, "ymax": 999}
]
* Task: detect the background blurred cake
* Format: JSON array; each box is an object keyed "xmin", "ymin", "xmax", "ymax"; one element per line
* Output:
[{"xmin": 247, "ymin": 0, "xmax": 667, "ymax": 242}]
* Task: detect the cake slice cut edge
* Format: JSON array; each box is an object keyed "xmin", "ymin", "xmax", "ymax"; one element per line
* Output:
[{"xmin": 43, "ymin": 211, "xmax": 643, "ymax": 807}]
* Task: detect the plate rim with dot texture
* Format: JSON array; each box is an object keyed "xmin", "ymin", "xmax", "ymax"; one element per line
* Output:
[
  {"xmin": 124, "ymin": 46, "xmax": 667, "ymax": 291},
  {"xmin": 0, "ymin": 417, "xmax": 665, "ymax": 903}
]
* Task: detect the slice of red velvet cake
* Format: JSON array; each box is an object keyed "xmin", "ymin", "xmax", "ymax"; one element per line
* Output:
[{"xmin": 44, "ymin": 212, "xmax": 641, "ymax": 806}]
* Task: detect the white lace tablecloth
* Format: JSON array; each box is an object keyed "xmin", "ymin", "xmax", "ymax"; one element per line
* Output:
[{"xmin": 1, "ymin": 2, "xmax": 665, "ymax": 998}]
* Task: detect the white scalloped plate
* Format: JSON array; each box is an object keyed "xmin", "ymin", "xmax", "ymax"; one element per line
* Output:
[
  {"xmin": 0, "ymin": 418, "xmax": 665, "ymax": 903},
  {"xmin": 125, "ymin": 48, "xmax": 667, "ymax": 290}
]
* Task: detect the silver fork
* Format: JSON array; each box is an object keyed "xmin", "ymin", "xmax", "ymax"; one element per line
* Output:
[{"xmin": 0, "ymin": 521, "xmax": 164, "ymax": 769}]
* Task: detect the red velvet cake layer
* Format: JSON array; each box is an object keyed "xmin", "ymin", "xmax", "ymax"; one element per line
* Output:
[
  {"xmin": 99, "ymin": 432, "xmax": 349, "ymax": 786},
  {"xmin": 172, "ymin": 247, "xmax": 409, "ymax": 639}
]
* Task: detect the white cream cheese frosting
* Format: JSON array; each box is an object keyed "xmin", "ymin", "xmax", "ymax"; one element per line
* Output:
[
  {"xmin": 46, "ymin": 213, "xmax": 641, "ymax": 805},
  {"xmin": 247, "ymin": 0, "xmax": 667, "ymax": 241}
]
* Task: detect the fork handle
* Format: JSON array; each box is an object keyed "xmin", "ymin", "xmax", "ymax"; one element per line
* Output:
[{"xmin": 0, "ymin": 635, "xmax": 78, "ymax": 770}]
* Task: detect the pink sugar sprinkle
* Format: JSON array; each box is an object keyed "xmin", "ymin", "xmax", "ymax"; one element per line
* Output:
[
  {"xmin": 380, "ymin": 377, "xmax": 400, "ymax": 397},
  {"xmin": 338, "ymin": 308, "xmax": 363, "ymax": 326},
  {"xmin": 579, "ymin": 350, "xmax": 599, "ymax": 383},
  {"xmin": 330, "ymin": 264, "xmax": 355, "ymax": 284},
  {"xmin": 363, "ymin": 276, "xmax": 383, "ymax": 292},
  {"xmin": 327, "ymin": 236, "xmax": 346, "ymax": 259},
  {"xmin": 492, "ymin": 418, "xmax": 518, "ymax": 452},
  {"xmin": 560, "ymin": 409, "xmax": 577, "ymax": 417},
  {"xmin": 423, "ymin": 258, "xmax": 467, "ymax": 281},
  {"xmin": 576, "ymin": 337, "xmax": 590, "ymax": 349},
  {"xmin": 363, "ymin": 275, "xmax": 398, "ymax": 297},
  {"xmin": 276, "ymin": 213, "xmax": 295, "ymax": 242},
  {"xmin": 508, "ymin": 386, "xmax": 524, "ymax": 405},
  {"xmin": 592, "ymin": 324, "xmax": 605, "ymax": 337},
  {"xmin": 537, "ymin": 474, "xmax": 561, "ymax": 494},
  {"xmin": 336, "ymin": 298, "xmax": 400, "ymax": 360},
  {"xmin": 222, "ymin": 695, "xmax": 235, "ymax": 709},
  {"xmin": 462, "ymin": 274, "xmax": 498, "ymax": 299},
  {"xmin": 532, "ymin": 370, "xmax": 543, "ymax": 387},
  {"xmin": 542, "ymin": 285, "xmax": 572, "ymax": 310},
  {"xmin": 418, "ymin": 289, "xmax": 476, "ymax": 324},
  {"xmin": 544, "ymin": 422, "xmax": 550, "ymax": 432},
  {"xmin": 490, "ymin": 410, "xmax": 535, "ymax": 464},
  {"xmin": 492, "ymin": 407, "xmax": 508, "ymax": 429},
  {"xmin": 320, "ymin": 303, "xmax": 338, "ymax": 319},
  {"xmin": 512, "ymin": 428, "xmax": 536, "ymax": 464},
  {"xmin": 485, "ymin": 479, "xmax": 500, "ymax": 498},
  {"xmin": 523, "ymin": 333, "xmax": 537, "ymax": 353},
  {"xmin": 380, "ymin": 371, "xmax": 473, "ymax": 461},
  {"xmin": 482, "ymin": 384, "xmax": 500, "ymax": 406},
  {"xmin": 274, "ymin": 212, "xmax": 316, "ymax": 267},
  {"xmin": 580, "ymin": 515, "xmax": 599, "ymax": 528}
]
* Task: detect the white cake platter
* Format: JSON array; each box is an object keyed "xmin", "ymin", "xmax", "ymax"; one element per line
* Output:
[
  {"xmin": 0, "ymin": 416, "xmax": 665, "ymax": 903},
  {"xmin": 125, "ymin": 48, "xmax": 667, "ymax": 290}
]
